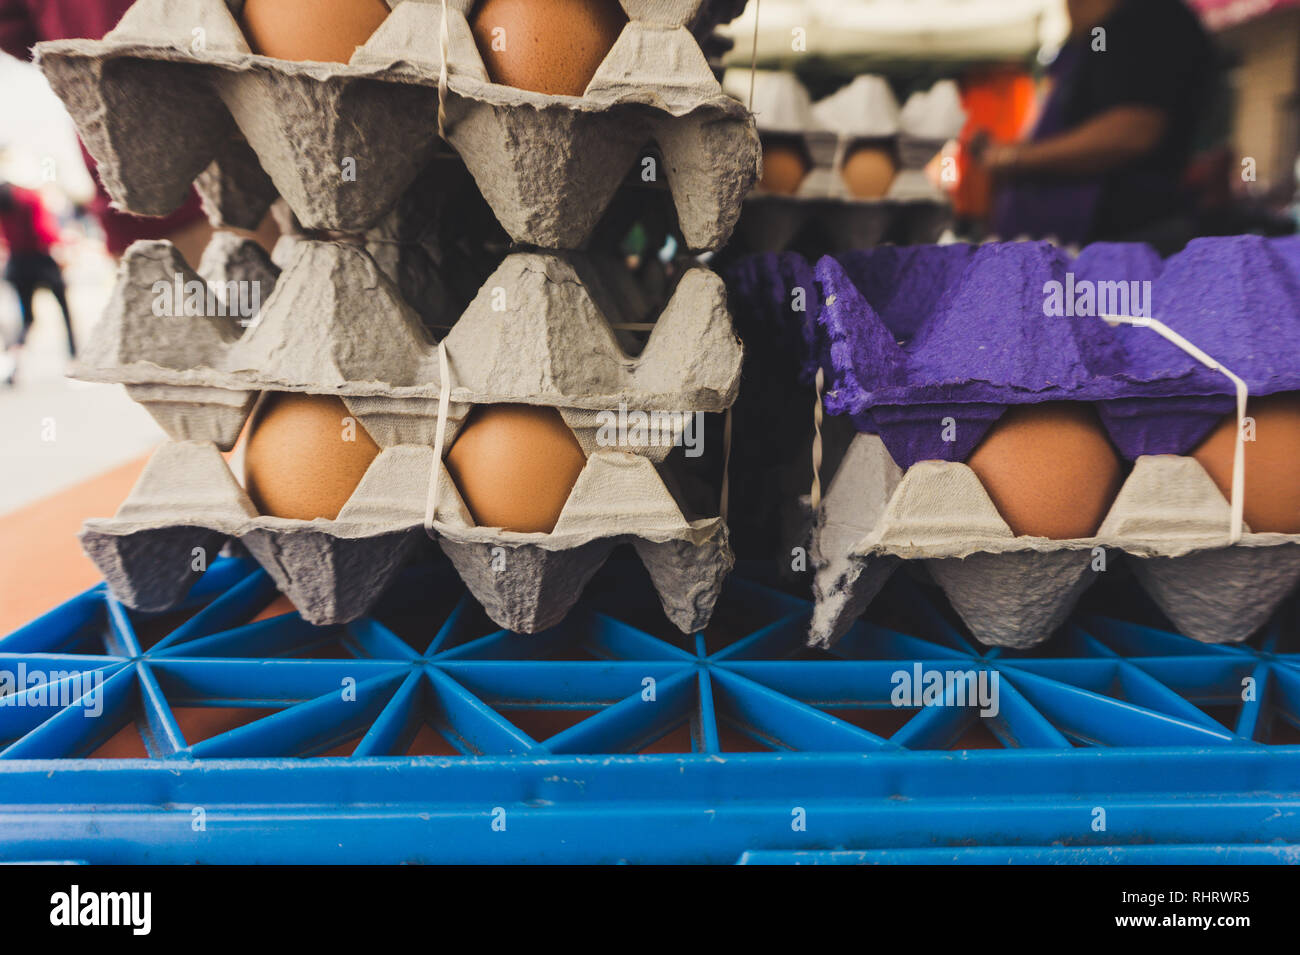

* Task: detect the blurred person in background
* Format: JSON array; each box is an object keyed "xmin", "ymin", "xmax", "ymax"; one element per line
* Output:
[
  {"xmin": 0, "ymin": 0, "xmax": 266, "ymax": 265},
  {"xmin": 0, "ymin": 180, "xmax": 75, "ymax": 383},
  {"xmin": 974, "ymin": 0, "xmax": 1215, "ymax": 252}
]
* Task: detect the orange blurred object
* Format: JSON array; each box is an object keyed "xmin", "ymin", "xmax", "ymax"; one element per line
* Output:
[{"xmin": 951, "ymin": 67, "xmax": 1039, "ymax": 220}]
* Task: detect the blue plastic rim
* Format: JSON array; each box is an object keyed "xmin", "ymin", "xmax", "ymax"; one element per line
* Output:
[{"xmin": 1, "ymin": 553, "xmax": 1298, "ymax": 864}]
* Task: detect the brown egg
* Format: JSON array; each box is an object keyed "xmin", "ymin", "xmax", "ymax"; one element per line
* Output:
[
  {"xmin": 842, "ymin": 145, "xmax": 897, "ymax": 199},
  {"xmin": 244, "ymin": 393, "xmax": 380, "ymax": 520},
  {"xmin": 471, "ymin": 0, "xmax": 627, "ymax": 96},
  {"xmin": 446, "ymin": 405, "xmax": 587, "ymax": 533},
  {"xmin": 1192, "ymin": 392, "xmax": 1300, "ymax": 534},
  {"xmin": 967, "ymin": 403, "xmax": 1123, "ymax": 539},
  {"xmin": 759, "ymin": 143, "xmax": 808, "ymax": 195},
  {"xmin": 240, "ymin": 0, "xmax": 391, "ymax": 64}
]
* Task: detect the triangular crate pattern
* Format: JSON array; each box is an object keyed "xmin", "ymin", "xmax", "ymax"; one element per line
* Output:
[
  {"xmin": 2, "ymin": 556, "xmax": 1298, "ymax": 760},
  {"xmin": 37, "ymin": 0, "xmax": 762, "ymax": 635}
]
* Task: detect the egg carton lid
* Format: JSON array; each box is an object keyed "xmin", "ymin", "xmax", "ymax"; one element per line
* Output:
[
  {"xmin": 726, "ymin": 238, "xmax": 1300, "ymax": 464},
  {"xmin": 73, "ymin": 242, "xmax": 743, "ymax": 423},
  {"xmin": 1072, "ymin": 240, "xmax": 1167, "ymax": 284},
  {"xmin": 720, "ymin": 72, "xmax": 902, "ymax": 142},
  {"xmin": 811, "ymin": 75, "xmax": 901, "ymax": 139},
  {"xmin": 35, "ymin": 0, "xmax": 758, "ymax": 246},
  {"xmin": 720, "ymin": 69, "xmax": 814, "ymax": 134},
  {"xmin": 898, "ymin": 80, "xmax": 966, "ymax": 140},
  {"xmin": 82, "ymin": 440, "xmax": 732, "ymax": 631},
  {"xmin": 810, "ymin": 432, "xmax": 1300, "ymax": 648}
]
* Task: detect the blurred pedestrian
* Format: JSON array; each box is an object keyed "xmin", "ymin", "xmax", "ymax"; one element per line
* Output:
[
  {"xmin": 0, "ymin": 180, "xmax": 74, "ymax": 383},
  {"xmin": 974, "ymin": 0, "xmax": 1214, "ymax": 251},
  {"xmin": 1, "ymin": 0, "xmax": 215, "ymax": 263}
]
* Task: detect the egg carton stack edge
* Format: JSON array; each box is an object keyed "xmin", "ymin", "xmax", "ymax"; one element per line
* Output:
[
  {"xmin": 730, "ymin": 71, "xmax": 952, "ymax": 253},
  {"xmin": 47, "ymin": 0, "xmax": 756, "ymax": 633},
  {"xmin": 76, "ymin": 236, "xmax": 742, "ymax": 632},
  {"xmin": 34, "ymin": 0, "xmax": 760, "ymax": 249},
  {"xmin": 811, "ymin": 433, "xmax": 1300, "ymax": 649}
]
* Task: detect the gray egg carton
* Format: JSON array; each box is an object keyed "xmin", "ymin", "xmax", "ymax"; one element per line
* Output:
[
  {"xmin": 721, "ymin": 71, "xmax": 950, "ymax": 253},
  {"xmin": 35, "ymin": 0, "xmax": 759, "ymax": 248},
  {"xmin": 75, "ymin": 238, "xmax": 743, "ymax": 632},
  {"xmin": 812, "ymin": 433, "xmax": 1300, "ymax": 649}
]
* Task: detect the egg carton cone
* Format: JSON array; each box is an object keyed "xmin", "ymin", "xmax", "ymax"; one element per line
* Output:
[
  {"xmin": 728, "ymin": 72, "xmax": 897, "ymax": 195},
  {"xmin": 85, "ymin": 236, "xmax": 278, "ymax": 449},
  {"xmin": 36, "ymin": 0, "xmax": 759, "ymax": 248},
  {"xmin": 811, "ymin": 433, "xmax": 1300, "ymax": 649},
  {"xmin": 80, "ymin": 441, "xmax": 425, "ymax": 624},
  {"xmin": 194, "ymin": 132, "xmax": 280, "ymax": 230},
  {"xmin": 76, "ymin": 242, "xmax": 740, "ymax": 415},
  {"xmin": 243, "ymin": 157, "xmax": 496, "ymax": 344},
  {"xmin": 81, "ymin": 434, "xmax": 735, "ymax": 633},
  {"xmin": 1126, "ymin": 547, "xmax": 1300, "ymax": 645},
  {"xmin": 811, "ymin": 75, "xmax": 901, "ymax": 140},
  {"xmin": 438, "ymin": 0, "xmax": 758, "ymax": 250},
  {"xmin": 897, "ymin": 81, "xmax": 965, "ymax": 168},
  {"xmin": 721, "ymin": 69, "xmax": 815, "ymax": 135},
  {"xmin": 431, "ymin": 450, "xmax": 733, "ymax": 632},
  {"xmin": 75, "ymin": 244, "xmax": 743, "ymax": 630},
  {"xmin": 399, "ymin": 248, "xmax": 742, "ymax": 633}
]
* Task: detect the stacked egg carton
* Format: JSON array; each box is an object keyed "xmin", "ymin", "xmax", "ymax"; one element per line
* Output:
[
  {"xmin": 723, "ymin": 71, "xmax": 959, "ymax": 253},
  {"xmin": 38, "ymin": 0, "xmax": 758, "ymax": 632},
  {"xmin": 733, "ymin": 238, "xmax": 1300, "ymax": 648}
]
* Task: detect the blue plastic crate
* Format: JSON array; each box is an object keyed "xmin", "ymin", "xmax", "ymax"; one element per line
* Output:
[{"xmin": 1, "ymin": 554, "xmax": 1298, "ymax": 864}]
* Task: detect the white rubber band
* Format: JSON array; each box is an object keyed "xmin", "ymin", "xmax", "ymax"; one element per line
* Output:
[
  {"xmin": 424, "ymin": 339, "xmax": 452, "ymax": 536},
  {"xmin": 1103, "ymin": 313, "xmax": 1248, "ymax": 543},
  {"xmin": 811, "ymin": 366, "xmax": 825, "ymax": 510},
  {"xmin": 747, "ymin": 0, "xmax": 761, "ymax": 112},
  {"xmin": 437, "ymin": 0, "xmax": 450, "ymax": 139}
]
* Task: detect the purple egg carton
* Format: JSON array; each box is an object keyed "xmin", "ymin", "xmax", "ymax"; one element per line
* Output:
[
  {"xmin": 730, "ymin": 235, "xmax": 1300, "ymax": 470},
  {"xmin": 728, "ymin": 235, "xmax": 1300, "ymax": 649}
]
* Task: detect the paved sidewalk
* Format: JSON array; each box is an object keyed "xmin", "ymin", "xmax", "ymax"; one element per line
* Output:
[
  {"xmin": 0, "ymin": 245, "xmax": 160, "ymax": 515},
  {"xmin": 0, "ymin": 454, "xmax": 149, "ymax": 632}
]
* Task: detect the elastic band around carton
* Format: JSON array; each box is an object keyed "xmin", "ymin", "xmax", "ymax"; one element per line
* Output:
[
  {"xmin": 424, "ymin": 339, "xmax": 453, "ymax": 534},
  {"xmin": 1104, "ymin": 313, "xmax": 1248, "ymax": 543}
]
